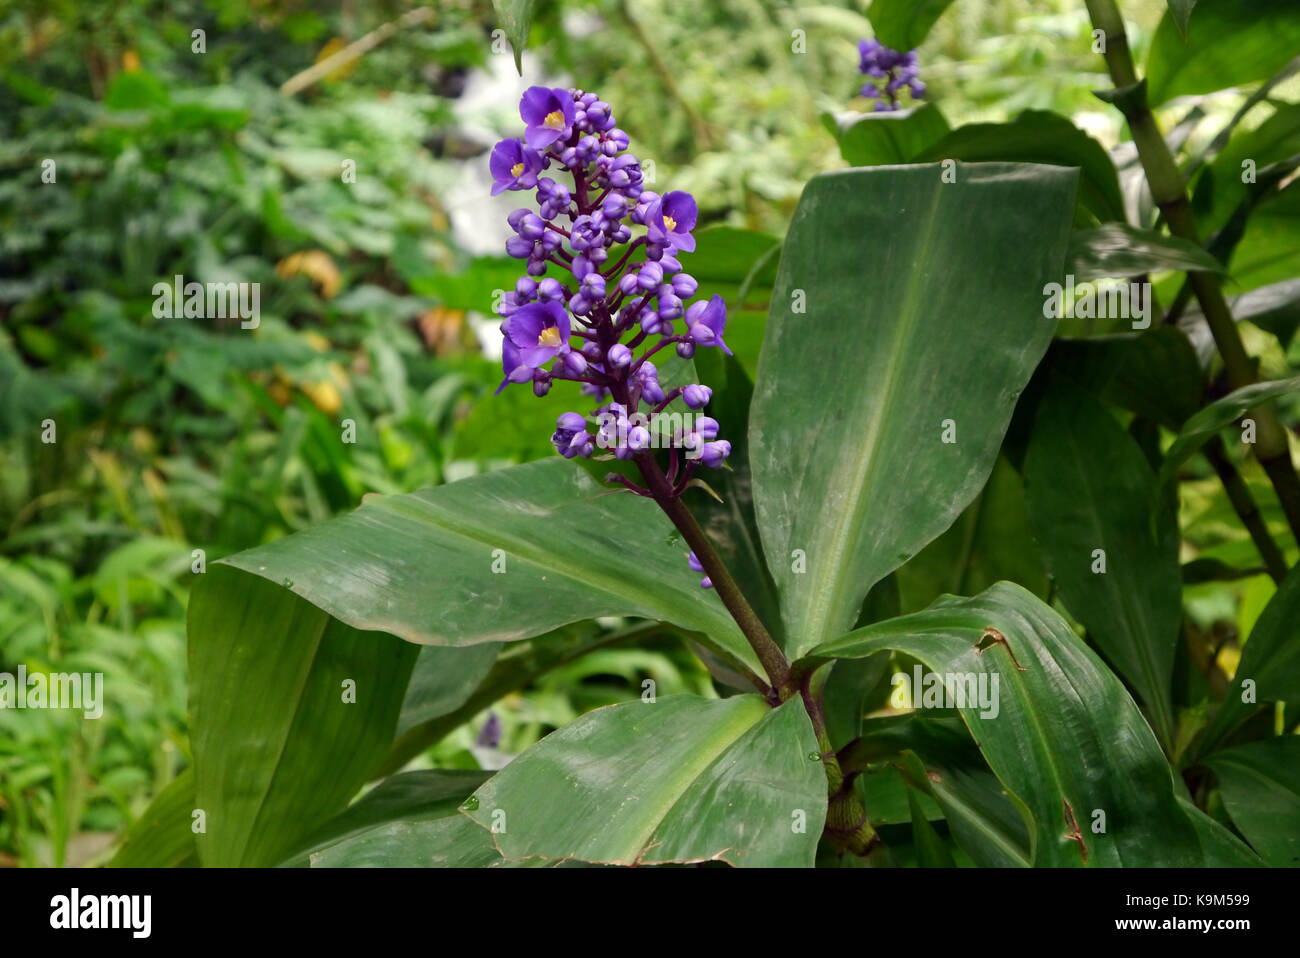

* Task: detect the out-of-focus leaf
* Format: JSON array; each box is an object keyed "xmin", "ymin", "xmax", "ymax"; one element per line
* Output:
[
  {"xmin": 1147, "ymin": 0, "xmax": 1300, "ymax": 105},
  {"xmin": 824, "ymin": 103, "xmax": 950, "ymax": 168},
  {"xmin": 107, "ymin": 770, "xmax": 196, "ymax": 868},
  {"xmin": 491, "ymin": 0, "xmax": 536, "ymax": 73},
  {"xmin": 869, "ymin": 0, "xmax": 958, "ymax": 49},
  {"xmin": 914, "ymin": 112, "xmax": 1124, "ymax": 223}
]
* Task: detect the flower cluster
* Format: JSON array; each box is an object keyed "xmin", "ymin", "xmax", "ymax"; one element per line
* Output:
[
  {"xmin": 858, "ymin": 38, "xmax": 925, "ymax": 112},
  {"xmin": 489, "ymin": 86, "xmax": 734, "ymax": 504}
]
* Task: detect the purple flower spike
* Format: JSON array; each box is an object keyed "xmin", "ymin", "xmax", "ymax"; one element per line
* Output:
[
  {"xmin": 520, "ymin": 86, "xmax": 577, "ymax": 150},
  {"xmin": 505, "ymin": 301, "xmax": 572, "ymax": 368},
  {"xmin": 685, "ymin": 295, "xmax": 733, "ymax": 355},
  {"xmin": 490, "ymin": 139, "xmax": 544, "ymax": 196},
  {"xmin": 648, "ymin": 191, "xmax": 699, "ymax": 253}
]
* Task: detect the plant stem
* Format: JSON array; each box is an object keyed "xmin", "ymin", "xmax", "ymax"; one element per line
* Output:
[
  {"xmin": 634, "ymin": 451, "xmax": 792, "ymax": 697},
  {"xmin": 1202, "ymin": 436, "xmax": 1289, "ymax": 584},
  {"xmin": 1086, "ymin": 0, "xmax": 1300, "ymax": 549}
]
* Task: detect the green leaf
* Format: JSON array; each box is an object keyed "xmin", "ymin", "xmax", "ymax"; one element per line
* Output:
[
  {"xmin": 377, "ymin": 622, "xmax": 648, "ymax": 776},
  {"xmin": 908, "ymin": 790, "xmax": 957, "ymax": 867},
  {"xmin": 914, "ymin": 112, "xmax": 1124, "ymax": 223},
  {"xmin": 1204, "ymin": 738, "xmax": 1300, "ymax": 867},
  {"xmin": 107, "ymin": 770, "xmax": 197, "ymax": 868},
  {"xmin": 869, "ymin": 0, "xmax": 957, "ymax": 49},
  {"xmin": 396, "ymin": 644, "xmax": 500, "ymax": 739},
  {"xmin": 1167, "ymin": 0, "xmax": 1198, "ymax": 37},
  {"xmin": 189, "ymin": 565, "xmax": 419, "ymax": 867},
  {"xmin": 857, "ymin": 715, "xmax": 1033, "ymax": 866},
  {"xmin": 1184, "ymin": 279, "xmax": 1300, "ymax": 349},
  {"xmin": 1177, "ymin": 796, "xmax": 1264, "ymax": 866},
  {"xmin": 1155, "ymin": 377, "xmax": 1300, "ymax": 494},
  {"xmin": 491, "ymin": 0, "xmax": 536, "ymax": 74},
  {"xmin": 1199, "ymin": 560, "xmax": 1300, "ymax": 755},
  {"xmin": 802, "ymin": 583, "xmax": 1207, "ymax": 865},
  {"xmin": 1045, "ymin": 328, "xmax": 1204, "ymax": 430},
  {"xmin": 1147, "ymin": 0, "xmax": 1300, "ymax": 106},
  {"xmin": 1023, "ymin": 377, "xmax": 1180, "ymax": 748},
  {"xmin": 825, "ymin": 103, "xmax": 951, "ymax": 168},
  {"xmin": 221, "ymin": 459, "xmax": 760, "ymax": 674},
  {"xmin": 1067, "ymin": 223, "xmax": 1224, "ymax": 280},
  {"xmin": 749, "ymin": 163, "xmax": 1077, "ymax": 658},
  {"xmin": 896, "ymin": 456, "xmax": 1049, "ymax": 615},
  {"xmin": 461, "ymin": 695, "xmax": 825, "ymax": 867},
  {"xmin": 278, "ymin": 769, "xmax": 493, "ymax": 867}
]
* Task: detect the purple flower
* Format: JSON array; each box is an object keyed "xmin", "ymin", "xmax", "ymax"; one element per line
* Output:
[
  {"xmin": 490, "ymin": 139, "xmax": 544, "ymax": 196},
  {"xmin": 552, "ymin": 411, "xmax": 593, "ymax": 459},
  {"xmin": 505, "ymin": 301, "xmax": 572, "ymax": 368},
  {"xmin": 683, "ymin": 384, "xmax": 712, "ymax": 409},
  {"xmin": 520, "ymin": 86, "xmax": 577, "ymax": 150},
  {"xmin": 497, "ymin": 340, "xmax": 534, "ymax": 394},
  {"xmin": 685, "ymin": 295, "xmax": 732, "ymax": 355},
  {"xmin": 648, "ymin": 191, "xmax": 699, "ymax": 253}
]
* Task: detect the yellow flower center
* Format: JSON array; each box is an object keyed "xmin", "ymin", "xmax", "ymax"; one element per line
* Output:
[
  {"xmin": 663, "ymin": 215, "xmax": 677, "ymax": 232},
  {"xmin": 537, "ymin": 327, "xmax": 563, "ymax": 348},
  {"xmin": 544, "ymin": 110, "xmax": 566, "ymax": 130},
  {"xmin": 510, "ymin": 162, "xmax": 525, "ymax": 177}
]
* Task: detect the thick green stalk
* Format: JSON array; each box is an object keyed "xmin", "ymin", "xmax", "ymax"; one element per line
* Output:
[
  {"xmin": 634, "ymin": 452, "xmax": 792, "ymax": 697},
  {"xmin": 1086, "ymin": 0, "xmax": 1300, "ymax": 547}
]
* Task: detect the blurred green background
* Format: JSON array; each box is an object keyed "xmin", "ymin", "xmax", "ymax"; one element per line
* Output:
[{"xmin": 2, "ymin": 0, "xmax": 1269, "ymax": 866}]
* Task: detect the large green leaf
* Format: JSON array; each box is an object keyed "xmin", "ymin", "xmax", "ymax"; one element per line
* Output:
[
  {"xmin": 1067, "ymin": 223, "xmax": 1224, "ymax": 280},
  {"xmin": 221, "ymin": 458, "xmax": 759, "ymax": 674},
  {"xmin": 824, "ymin": 104, "xmax": 950, "ymax": 168},
  {"xmin": 914, "ymin": 112, "xmax": 1124, "ymax": 223},
  {"xmin": 278, "ymin": 769, "xmax": 493, "ymax": 867},
  {"xmin": 749, "ymin": 163, "xmax": 1077, "ymax": 658},
  {"xmin": 801, "ymin": 583, "xmax": 1207, "ymax": 865},
  {"xmin": 1147, "ymin": 0, "xmax": 1300, "ymax": 106},
  {"xmin": 1204, "ymin": 738, "xmax": 1300, "ymax": 867},
  {"xmin": 461, "ymin": 695, "xmax": 825, "ymax": 867},
  {"xmin": 869, "ymin": 0, "xmax": 957, "ymax": 49},
  {"xmin": 1198, "ymin": 560, "xmax": 1300, "ymax": 756},
  {"xmin": 189, "ymin": 565, "xmax": 419, "ymax": 867},
  {"xmin": 1023, "ymin": 377, "xmax": 1180, "ymax": 748}
]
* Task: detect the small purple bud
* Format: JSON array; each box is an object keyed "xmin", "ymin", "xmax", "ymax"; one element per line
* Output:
[
  {"xmin": 518, "ymin": 213, "xmax": 545, "ymax": 240},
  {"xmin": 687, "ymin": 551, "xmax": 704, "ymax": 573},
  {"xmin": 507, "ymin": 208, "xmax": 531, "ymax": 230},
  {"xmin": 671, "ymin": 273, "xmax": 698, "ymax": 297},
  {"xmin": 563, "ymin": 350, "xmax": 588, "ymax": 376},
  {"xmin": 505, "ymin": 236, "xmax": 534, "ymax": 259},
  {"xmin": 618, "ymin": 272, "xmax": 639, "ymax": 295},
  {"xmin": 627, "ymin": 425, "xmax": 651, "ymax": 451},
  {"xmin": 693, "ymin": 415, "xmax": 719, "ymax": 441},
  {"xmin": 537, "ymin": 277, "xmax": 564, "ymax": 302},
  {"xmin": 700, "ymin": 440, "xmax": 731, "ymax": 469},
  {"xmin": 700, "ymin": 577, "xmax": 713, "ymax": 590},
  {"xmin": 515, "ymin": 276, "xmax": 537, "ymax": 299},
  {"xmin": 683, "ymin": 384, "xmax": 712, "ymax": 409},
  {"xmin": 608, "ymin": 343, "xmax": 632, "ymax": 368},
  {"xmin": 676, "ymin": 341, "xmax": 695, "ymax": 359},
  {"xmin": 638, "ymin": 262, "xmax": 664, "ymax": 290}
]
